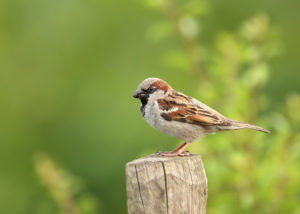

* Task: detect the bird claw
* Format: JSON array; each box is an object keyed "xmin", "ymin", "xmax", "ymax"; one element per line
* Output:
[
  {"xmin": 178, "ymin": 151, "xmax": 190, "ymax": 156},
  {"xmin": 157, "ymin": 150, "xmax": 190, "ymax": 157}
]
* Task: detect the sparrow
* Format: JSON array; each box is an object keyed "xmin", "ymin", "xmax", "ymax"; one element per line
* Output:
[{"xmin": 133, "ymin": 77, "xmax": 270, "ymax": 157}]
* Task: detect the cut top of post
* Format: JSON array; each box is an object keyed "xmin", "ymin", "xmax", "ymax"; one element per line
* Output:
[{"xmin": 126, "ymin": 153, "xmax": 208, "ymax": 214}]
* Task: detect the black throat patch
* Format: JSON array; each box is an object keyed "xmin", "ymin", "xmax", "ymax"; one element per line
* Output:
[
  {"xmin": 140, "ymin": 95, "xmax": 149, "ymax": 117},
  {"xmin": 138, "ymin": 86, "xmax": 157, "ymax": 117}
]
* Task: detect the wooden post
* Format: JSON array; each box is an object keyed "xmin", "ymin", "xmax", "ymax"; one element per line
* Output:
[{"xmin": 126, "ymin": 153, "xmax": 208, "ymax": 214}]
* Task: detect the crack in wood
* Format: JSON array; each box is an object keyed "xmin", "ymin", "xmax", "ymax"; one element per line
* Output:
[
  {"xmin": 161, "ymin": 162, "xmax": 169, "ymax": 214},
  {"xmin": 135, "ymin": 164, "xmax": 146, "ymax": 213},
  {"xmin": 187, "ymin": 159, "xmax": 194, "ymax": 214}
]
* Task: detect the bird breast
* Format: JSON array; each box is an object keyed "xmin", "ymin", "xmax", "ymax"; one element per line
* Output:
[{"xmin": 143, "ymin": 99, "xmax": 208, "ymax": 142}]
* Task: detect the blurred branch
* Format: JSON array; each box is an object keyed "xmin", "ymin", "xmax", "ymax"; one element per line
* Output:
[
  {"xmin": 35, "ymin": 153, "xmax": 81, "ymax": 214},
  {"xmin": 161, "ymin": 0, "xmax": 207, "ymax": 79}
]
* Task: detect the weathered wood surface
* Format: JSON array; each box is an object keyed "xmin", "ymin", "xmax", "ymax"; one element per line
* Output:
[{"xmin": 126, "ymin": 153, "xmax": 207, "ymax": 214}]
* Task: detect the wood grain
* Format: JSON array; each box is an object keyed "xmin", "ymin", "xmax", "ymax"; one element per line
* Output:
[{"xmin": 126, "ymin": 153, "xmax": 207, "ymax": 214}]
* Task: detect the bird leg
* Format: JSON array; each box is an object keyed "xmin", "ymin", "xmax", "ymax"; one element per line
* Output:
[{"xmin": 158, "ymin": 142, "xmax": 191, "ymax": 157}]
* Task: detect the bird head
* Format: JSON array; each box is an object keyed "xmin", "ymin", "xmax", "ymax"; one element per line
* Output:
[{"xmin": 133, "ymin": 78, "xmax": 171, "ymax": 105}]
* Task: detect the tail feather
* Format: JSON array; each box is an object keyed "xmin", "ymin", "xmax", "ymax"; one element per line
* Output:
[{"xmin": 224, "ymin": 119, "xmax": 270, "ymax": 134}]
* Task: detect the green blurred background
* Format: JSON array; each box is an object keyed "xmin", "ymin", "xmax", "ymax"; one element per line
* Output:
[{"xmin": 1, "ymin": 0, "xmax": 300, "ymax": 213}]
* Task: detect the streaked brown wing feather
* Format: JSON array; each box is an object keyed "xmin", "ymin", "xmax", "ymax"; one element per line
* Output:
[{"xmin": 158, "ymin": 91, "xmax": 226, "ymax": 126}]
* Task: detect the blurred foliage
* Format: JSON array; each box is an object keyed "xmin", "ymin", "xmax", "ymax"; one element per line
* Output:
[
  {"xmin": 0, "ymin": 0, "xmax": 300, "ymax": 214},
  {"xmin": 35, "ymin": 153, "xmax": 100, "ymax": 214},
  {"xmin": 142, "ymin": 1, "xmax": 300, "ymax": 213}
]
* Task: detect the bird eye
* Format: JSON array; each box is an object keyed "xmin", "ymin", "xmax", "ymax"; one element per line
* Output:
[{"xmin": 148, "ymin": 86, "xmax": 156, "ymax": 93}]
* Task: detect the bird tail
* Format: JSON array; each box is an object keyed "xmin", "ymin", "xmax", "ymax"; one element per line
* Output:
[{"xmin": 222, "ymin": 119, "xmax": 270, "ymax": 134}]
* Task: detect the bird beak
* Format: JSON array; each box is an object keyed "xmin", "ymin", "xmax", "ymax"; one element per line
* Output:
[{"xmin": 133, "ymin": 90, "xmax": 143, "ymax": 98}]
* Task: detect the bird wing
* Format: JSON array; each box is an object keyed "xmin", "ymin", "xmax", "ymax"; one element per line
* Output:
[{"xmin": 157, "ymin": 91, "xmax": 228, "ymax": 126}]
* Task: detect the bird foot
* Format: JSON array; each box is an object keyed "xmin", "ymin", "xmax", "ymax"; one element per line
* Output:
[{"xmin": 157, "ymin": 150, "xmax": 190, "ymax": 157}]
